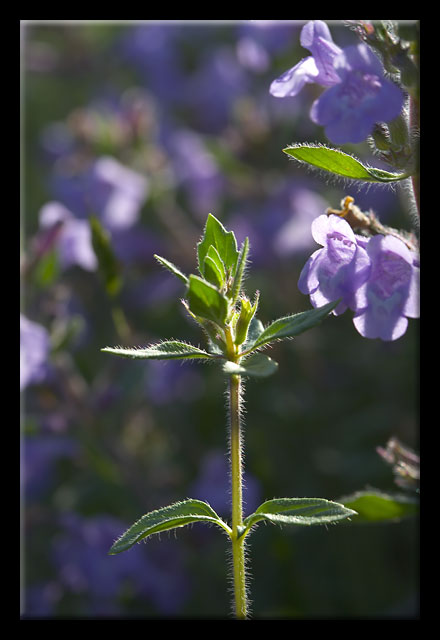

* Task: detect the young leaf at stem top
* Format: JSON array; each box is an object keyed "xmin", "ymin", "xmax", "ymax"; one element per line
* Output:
[
  {"xmin": 187, "ymin": 274, "xmax": 229, "ymax": 326},
  {"xmin": 197, "ymin": 213, "xmax": 239, "ymax": 277}
]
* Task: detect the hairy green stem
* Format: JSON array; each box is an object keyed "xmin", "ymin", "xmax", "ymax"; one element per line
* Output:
[
  {"xmin": 409, "ymin": 94, "xmax": 420, "ymax": 218},
  {"xmin": 229, "ymin": 372, "xmax": 248, "ymax": 620}
]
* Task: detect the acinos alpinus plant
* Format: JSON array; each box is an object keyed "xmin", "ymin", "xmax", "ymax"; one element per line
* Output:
[
  {"xmin": 102, "ymin": 20, "xmax": 419, "ymax": 619},
  {"xmin": 102, "ymin": 213, "xmax": 357, "ymax": 619}
]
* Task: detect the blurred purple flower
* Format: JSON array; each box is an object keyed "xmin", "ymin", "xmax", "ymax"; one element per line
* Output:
[
  {"xmin": 186, "ymin": 47, "xmax": 249, "ymax": 132},
  {"xmin": 272, "ymin": 186, "xmax": 330, "ymax": 256},
  {"xmin": 352, "ymin": 234, "xmax": 420, "ymax": 341},
  {"xmin": 22, "ymin": 435, "xmax": 78, "ymax": 500},
  {"xmin": 51, "ymin": 156, "xmax": 148, "ymax": 232},
  {"xmin": 298, "ymin": 214, "xmax": 371, "ymax": 316},
  {"xmin": 119, "ymin": 23, "xmax": 186, "ymax": 104},
  {"xmin": 24, "ymin": 582, "xmax": 62, "ymax": 617},
  {"xmin": 164, "ymin": 128, "xmax": 224, "ymax": 217},
  {"xmin": 51, "ymin": 513, "xmax": 189, "ymax": 616},
  {"xmin": 270, "ymin": 21, "xmax": 404, "ymax": 144},
  {"xmin": 239, "ymin": 20, "xmax": 298, "ymax": 56},
  {"xmin": 20, "ymin": 315, "xmax": 50, "ymax": 390},
  {"xmin": 90, "ymin": 156, "xmax": 149, "ymax": 231},
  {"xmin": 190, "ymin": 450, "xmax": 261, "ymax": 519},
  {"xmin": 39, "ymin": 201, "xmax": 98, "ymax": 272},
  {"xmin": 237, "ymin": 36, "xmax": 270, "ymax": 72},
  {"xmin": 145, "ymin": 359, "xmax": 205, "ymax": 406}
]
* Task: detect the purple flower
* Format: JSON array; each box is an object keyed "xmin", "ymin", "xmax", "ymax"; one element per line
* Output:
[
  {"xmin": 298, "ymin": 214, "xmax": 371, "ymax": 315},
  {"xmin": 269, "ymin": 21, "xmax": 342, "ymax": 98},
  {"xmin": 310, "ymin": 44, "xmax": 404, "ymax": 144},
  {"xmin": 352, "ymin": 234, "xmax": 420, "ymax": 341},
  {"xmin": 20, "ymin": 315, "xmax": 50, "ymax": 390},
  {"xmin": 39, "ymin": 201, "xmax": 98, "ymax": 272},
  {"xmin": 270, "ymin": 21, "xmax": 404, "ymax": 144},
  {"xmin": 298, "ymin": 215, "xmax": 420, "ymax": 341}
]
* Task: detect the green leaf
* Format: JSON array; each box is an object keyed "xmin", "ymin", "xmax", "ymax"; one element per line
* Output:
[
  {"xmin": 187, "ymin": 274, "xmax": 229, "ymax": 326},
  {"xmin": 248, "ymin": 300, "xmax": 338, "ymax": 351},
  {"xmin": 243, "ymin": 498, "xmax": 357, "ymax": 533},
  {"xmin": 234, "ymin": 292, "xmax": 259, "ymax": 346},
  {"xmin": 230, "ymin": 237, "xmax": 250, "ymax": 302},
  {"xmin": 203, "ymin": 245, "xmax": 226, "ymax": 288},
  {"xmin": 243, "ymin": 315, "xmax": 264, "ymax": 349},
  {"xmin": 283, "ymin": 144, "xmax": 409, "ymax": 183},
  {"xmin": 90, "ymin": 216, "xmax": 122, "ymax": 297},
  {"xmin": 109, "ymin": 499, "xmax": 231, "ymax": 554},
  {"xmin": 101, "ymin": 340, "xmax": 217, "ymax": 360},
  {"xmin": 338, "ymin": 490, "xmax": 419, "ymax": 523},
  {"xmin": 223, "ymin": 353, "xmax": 278, "ymax": 378},
  {"xmin": 154, "ymin": 254, "xmax": 188, "ymax": 285},
  {"xmin": 197, "ymin": 213, "xmax": 239, "ymax": 277}
]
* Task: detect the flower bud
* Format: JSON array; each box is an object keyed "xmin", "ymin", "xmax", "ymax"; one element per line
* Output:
[{"xmin": 234, "ymin": 293, "xmax": 259, "ymax": 346}]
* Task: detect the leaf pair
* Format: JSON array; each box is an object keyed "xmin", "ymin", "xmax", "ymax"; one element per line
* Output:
[
  {"xmin": 102, "ymin": 299, "xmax": 339, "ymax": 378},
  {"xmin": 109, "ymin": 497, "xmax": 357, "ymax": 554},
  {"xmin": 102, "ymin": 214, "xmax": 340, "ymax": 378}
]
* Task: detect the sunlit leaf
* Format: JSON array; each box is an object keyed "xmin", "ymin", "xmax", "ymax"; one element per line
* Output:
[
  {"xmin": 197, "ymin": 213, "xmax": 239, "ymax": 276},
  {"xmin": 154, "ymin": 254, "xmax": 188, "ymax": 285},
  {"xmin": 243, "ymin": 497, "xmax": 357, "ymax": 534},
  {"xmin": 101, "ymin": 340, "xmax": 217, "ymax": 360},
  {"xmin": 248, "ymin": 301, "xmax": 338, "ymax": 351},
  {"xmin": 187, "ymin": 274, "xmax": 229, "ymax": 325},
  {"xmin": 283, "ymin": 144, "xmax": 409, "ymax": 182},
  {"xmin": 109, "ymin": 499, "xmax": 231, "ymax": 554},
  {"xmin": 223, "ymin": 353, "xmax": 278, "ymax": 378}
]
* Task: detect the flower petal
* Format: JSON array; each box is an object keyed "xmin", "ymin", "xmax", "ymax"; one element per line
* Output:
[
  {"xmin": 269, "ymin": 56, "xmax": 319, "ymax": 97},
  {"xmin": 297, "ymin": 249, "xmax": 322, "ymax": 294},
  {"xmin": 300, "ymin": 21, "xmax": 342, "ymax": 87},
  {"xmin": 353, "ymin": 307, "xmax": 408, "ymax": 341},
  {"xmin": 311, "ymin": 213, "xmax": 356, "ymax": 246}
]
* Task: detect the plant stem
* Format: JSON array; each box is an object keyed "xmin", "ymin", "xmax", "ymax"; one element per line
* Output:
[
  {"xmin": 408, "ymin": 94, "xmax": 420, "ymax": 219},
  {"xmin": 229, "ymin": 372, "xmax": 248, "ymax": 619}
]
